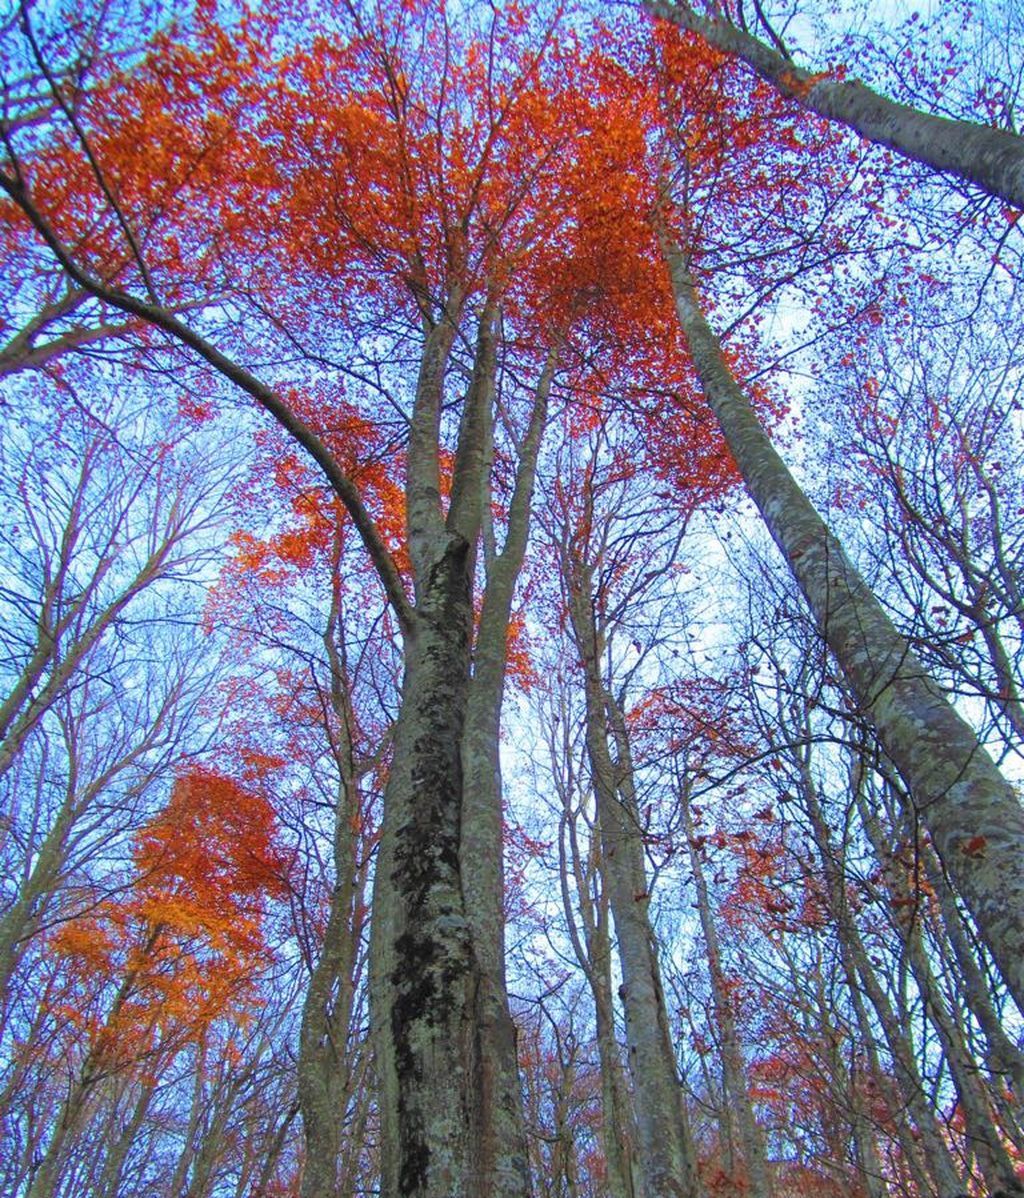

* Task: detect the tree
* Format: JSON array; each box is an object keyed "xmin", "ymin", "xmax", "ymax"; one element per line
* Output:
[
  {"xmin": 20, "ymin": 766, "xmax": 287, "ymax": 1198},
  {"xmin": 658, "ymin": 229, "xmax": 1024, "ymax": 1014},
  {"xmin": 3, "ymin": 1, "xmax": 1024, "ymax": 1194},
  {"xmin": 645, "ymin": 0, "xmax": 1024, "ymax": 208},
  {"xmin": 0, "ymin": 391, "xmax": 234, "ymax": 1030}
]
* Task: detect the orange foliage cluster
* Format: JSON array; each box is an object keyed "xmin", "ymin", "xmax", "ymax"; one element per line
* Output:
[{"xmin": 50, "ymin": 769, "xmax": 287, "ymax": 1070}]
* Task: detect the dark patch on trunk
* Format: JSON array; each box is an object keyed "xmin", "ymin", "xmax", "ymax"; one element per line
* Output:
[{"xmin": 388, "ymin": 541, "xmax": 475, "ymax": 1195}]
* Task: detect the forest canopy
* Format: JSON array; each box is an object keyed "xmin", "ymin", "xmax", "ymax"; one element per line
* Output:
[{"xmin": 1, "ymin": 0, "xmax": 1023, "ymax": 1196}]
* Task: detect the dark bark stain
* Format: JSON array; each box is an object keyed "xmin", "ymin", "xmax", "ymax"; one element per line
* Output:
[{"xmin": 389, "ymin": 533, "xmax": 475, "ymax": 1195}]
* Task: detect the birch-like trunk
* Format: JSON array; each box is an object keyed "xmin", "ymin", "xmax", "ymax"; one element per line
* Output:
[
  {"xmin": 662, "ymin": 237, "xmax": 1024, "ymax": 1014},
  {"xmin": 645, "ymin": 1, "xmax": 1024, "ymax": 209}
]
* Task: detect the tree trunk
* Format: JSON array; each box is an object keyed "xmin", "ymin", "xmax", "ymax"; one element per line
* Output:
[
  {"xmin": 299, "ymin": 547, "xmax": 369, "ymax": 1198},
  {"xmin": 680, "ymin": 783, "xmax": 772, "ymax": 1198},
  {"xmin": 559, "ymin": 798, "xmax": 639, "ymax": 1198},
  {"xmin": 97, "ymin": 1080, "xmax": 156, "ymax": 1198},
  {"xmin": 661, "ymin": 234, "xmax": 1024, "ymax": 1014},
  {"xmin": 459, "ymin": 345, "xmax": 558, "ymax": 1198},
  {"xmin": 370, "ymin": 541, "xmax": 480, "ymax": 1198},
  {"xmin": 370, "ymin": 302, "xmax": 533, "ymax": 1198},
  {"xmin": 568, "ymin": 567, "xmax": 701, "ymax": 1198},
  {"xmin": 645, "ymin": 0, "xmax": 1024, "ymax": 209},
  {"xmin": 794, "ymin": 754, "xmax": 964, "ymax": 1198},
  {"xmin": 853, "ymin": 776, "xmax": 1022, "ymax": 1196}
]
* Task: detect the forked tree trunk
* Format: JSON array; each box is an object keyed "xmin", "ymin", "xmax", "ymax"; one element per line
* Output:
[
  {"xmin": 661, "ymin": 233, "xmax": 1024, "ymax": 1015},
  {"xmin": 645, "ymin": 1, "xmax": 1024, "ymax": 209},
  {"xmin": 460, "ymin": 345, "xmax": 558, "ymax": 1198},
  {"xmin": 370, "ymin": 303, "xmax": 535, "ymax": 1198}
]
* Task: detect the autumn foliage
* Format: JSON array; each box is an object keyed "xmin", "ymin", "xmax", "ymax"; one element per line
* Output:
[{"xmin": 2, "ymin": 0, "xmax": 1024, "ymax": 1196}]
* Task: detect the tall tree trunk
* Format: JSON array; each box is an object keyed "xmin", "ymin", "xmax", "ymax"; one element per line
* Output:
[
  {"xmin": 793, "ymin": 751, "xmax": 964, "ymax": 1198},
  {"xmin": 97, "ymin": 1080, "xmax": 156, "ymax": 1198},
  {"xmin": 370, "ymin": 536, "xmax": 480, "ymax": 1198},
  {"xmin": 881, "ymin": 763, "xmax": 1024, "ymax": 1100},
  {"xmin": 459, "ymin": 344, "xmax": 558, "ymax": 1198},
  {"xmin": 853, "ymin": 774, "xmax": 1022, "ymax": 1196},
  {"xmin": 370, "ymin": 302, "xmax": 533, "ymax": 1198},
  {"xmin": 661, "ymin": 234, "xmax": 1024, "ymax": 1014},
  {"xmin": 645, "ymin": 0, "xmax": 1024, "ymax": 208},
  {"xmin": 559, "ymin": 797, "xmax": 639, "ymax": 1198},
  {"xmin": 567, "ymin": 567, "xmax": 701, "ymax": 1198},
  {"xmin": 299, "ymin": 543, "xmax": 370, "ymax": 1198}
]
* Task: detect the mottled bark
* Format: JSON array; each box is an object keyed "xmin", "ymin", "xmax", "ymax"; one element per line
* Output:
[
  {"xmin": 921, "ymin": 839, "xmax": 1024, "ymax": 1098},
  {"xmin": 876, "ymin": 761, "xmax": 1024, "ymax": 1101},
  {"xmin": 371, "ymin": 302, "xmax": 532, "ymax": 1198},
  {"xmin": 645, "ymin": 0, "xmax": 1024, "ymax": 209},
  {"xmin": 662, "ymin": 237, "xmax": 1024, "ymax": 1014},
  {"xmin": 370, "ymin": 539, "xmax": 479, "ymax": 1198}
]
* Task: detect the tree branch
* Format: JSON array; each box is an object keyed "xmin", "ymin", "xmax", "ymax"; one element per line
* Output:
[{"xmin": 0, "ymin": 170, "xmax": 417, "ymax": 640}]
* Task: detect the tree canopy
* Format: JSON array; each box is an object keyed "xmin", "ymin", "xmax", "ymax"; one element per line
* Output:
[{"xmin": 1, "ymin": 1, "xmax": 1023, "ymax": 1196}]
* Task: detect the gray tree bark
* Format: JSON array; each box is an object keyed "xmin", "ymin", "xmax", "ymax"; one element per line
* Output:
[
  {"xmin": 460, "ymin": 344, "xmax": 558, "ymax": 1198},
  {"xmin": 661, "ymin": 233, "xmax": 1024, "ymax": 1015},
  {"xmin": 566, "ymin": 560, "xmax": 702, "ymax": 1198},
  {"xmin": 558, "ymin": 781, "xmax": 639, "ymax": 1198},
  {"xmin": 645, "ymin": 0, "xmax": 1024, "ymax": 209},
  {"xmin": 297, "ymin": 567, "xmax": 370, "ymax": 1198},
  {"xmin": 370, "ymin": 301, "xmax": 540, "ymax": 1198}
]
